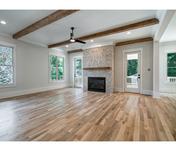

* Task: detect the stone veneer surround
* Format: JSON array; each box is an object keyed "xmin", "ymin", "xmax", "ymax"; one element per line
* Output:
[{"xmin": 83, "ymin": 45, "xmax": 114, "ymax": 93}]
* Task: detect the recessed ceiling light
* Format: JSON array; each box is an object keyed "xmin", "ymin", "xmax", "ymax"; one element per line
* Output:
[
  {"xmin": 90, "ymin": 39, "xmax": 94, "ymax": 42},
  {"xmin": 126, "ymin": 31, "xmax": 131, "ymax": 35},
  {"xmin": 0, "ymin": 20, "xmax": 7, "ymax": 25},
  {"xmin": 65, "ymin": 45, "xmax": 69, "ymax": 48}
]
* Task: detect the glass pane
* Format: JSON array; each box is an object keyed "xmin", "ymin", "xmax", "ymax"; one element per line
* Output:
[
  {"xmin": 126, "ymin": 53, "xmax": 138, "ymax": 89},
  {"xmin": 0, "ymin": 66, "xmax": 13, "ymax": 85},
  {"xmin": 57, "ymin": 57, "xmax": 64, "ymax": 80},
  {"xmin": 168, "ymin": 68, "xmax": 176, "ymax": 77},
  {"xmin": 50, "ymin": 55, "xmax": 57, "ymax": 80},
  {"xmin": 57, "ymin": 57, "xmax": 64, "ymax": 67},
  {"xmin": 50, "ymin": 66, "xmax": 57, "ymax": 80},
  {"xmin": 75, "ymin": 59, "xmax": 82, "ymax": 77},
  {"xmin": 0, "ymin": 45, "xmax": 13, "ymax": 65},
  {"xmin": 127, "ymin": 59, "xmax": 138, "ymax": 76},
  {"xmin": 50, "ymin": 55, "xmax": 57, "ymax": 67},
  {"xmin": 167, "ymin": 53, "xmax": 176, "ymax": 77}
]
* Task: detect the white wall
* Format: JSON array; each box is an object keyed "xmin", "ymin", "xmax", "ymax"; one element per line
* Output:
[
  {"xmin": 0, "ymin": 35, "xmax": 69, "ymax": 99},
  {"xmin": 68, "ymin": 52, "xmax": 83, "ymax": 87},
  {"xmin": 114, "ymin": 41, "xmax": 153, "ymax": 95},
  {"xmin": 159, "ymin": 41, "xmax": 176, "ymax": 93}
]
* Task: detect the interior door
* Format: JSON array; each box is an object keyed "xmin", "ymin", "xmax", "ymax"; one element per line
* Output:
[
  {"xmin": 74, "ymin": 57, "xmax": 83, "ymax": 88},
  {"xmin": 124, "ymin": 51, "xmax": 141, "ymax": 93}
]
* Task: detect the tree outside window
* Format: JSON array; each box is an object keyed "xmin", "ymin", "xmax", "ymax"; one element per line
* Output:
[
  {"xmin": 50, "ymin": 55, "xmax": 64, "ymax": 81},
  {"xmin": 127, "ymin": 59, "xmax": 138, "ymax": 76},
  {"xmin": 0, "ymin": 45, "xmax": 14, "ymax": 85},
  {"xmin": 74, "ymin": 58, "xmax": 82, "ymax": 77},
  {"xmin": 167, "ymin": 52, "xmax": 176, "ymax": 77}
]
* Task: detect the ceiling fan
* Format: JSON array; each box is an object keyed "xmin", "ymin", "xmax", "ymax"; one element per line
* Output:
[{"xmin": 69, "ymin": 27, "xmax": 86, "ymax": 44}]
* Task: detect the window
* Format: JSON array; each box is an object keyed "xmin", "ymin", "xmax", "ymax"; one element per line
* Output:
[
  {"xmin": 0, "ymin": 45, "xmax": 15, "ymax": 86},
  {"xmin": 74, "ymin": 58, "xmax": 82, "ymax": 77},
  {"xmin": 167, "ymin": 52, "xmax": 176, "ymax": 77},
  {"xmin": 127, "ymin": 53, "xmax": 138, "ymax": 76},
  {"xmin": 127, "ymin": 59, "xmax": 138, "ymax": 76},
  {"xmin": 49, "ymin": 55, "xmax": 64, "ymax": 81}
]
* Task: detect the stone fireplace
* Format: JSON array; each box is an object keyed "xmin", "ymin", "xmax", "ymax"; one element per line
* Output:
[{"xmin": 83, "ymin": 45, "xmax": 114, "ymax": 93}]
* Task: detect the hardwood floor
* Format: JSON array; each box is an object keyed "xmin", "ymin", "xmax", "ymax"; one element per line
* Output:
[{"xmin": 0, "ymin": 88, "xmax": 176, "ymax": 141}]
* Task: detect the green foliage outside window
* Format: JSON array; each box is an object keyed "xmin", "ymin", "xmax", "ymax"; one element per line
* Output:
[
  {"xmin": 0, "ymin": 45, "xmax": 14, "ymax": 85},
  {"xmin": 167, "ymin": 53, "xmax": 176, "ymax": 77},
  {"xmin": 50, "ymin": 55, "xmax": 64, "ymax": 80},
  {"xmin": 57, "ymin": 57, "xmax": 64, "ymax": 80},
  {"xmin": 127, "ymin": 59, "xmax": 138, "ymax": 76},
  {"xmin": 75, "ymin": 58, "xmax": 82, "ymax": 77}
]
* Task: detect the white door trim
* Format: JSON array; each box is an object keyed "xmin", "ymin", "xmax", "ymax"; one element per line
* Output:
[{"xmin": 122, "ymin": 48, "xmax": 143, "ymax": 94}]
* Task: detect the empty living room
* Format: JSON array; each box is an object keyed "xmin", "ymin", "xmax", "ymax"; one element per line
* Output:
[{"xmin": 0, "ymin": 0, "xmax": 176, "ymax": 149}]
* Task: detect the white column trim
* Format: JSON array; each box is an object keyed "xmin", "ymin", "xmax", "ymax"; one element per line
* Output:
[
  {"xmin": 154, "ymin": 10, "xmax": 176, "ymax": 41},
  {"xmin": 153, "ymin": 41, "xmax": 160, "ymax": 98}
]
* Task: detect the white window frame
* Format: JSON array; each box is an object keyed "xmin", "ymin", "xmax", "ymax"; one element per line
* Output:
[
  {"xmin": 48, "ymin": 53, "xmax": 65, "ymax": 83},
  {"xmin": 0, "ymin": 41, "xmax": 16, "ymax": 88},
  {"xmin": 166, "ymin": 52, "xmax": 176, "ymax": 82},
  {"xmin": 164, "ymin": 49, "xmax": 176, "ymax": 84}
]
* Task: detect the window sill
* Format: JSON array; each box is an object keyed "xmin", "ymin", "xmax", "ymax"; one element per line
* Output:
[
  {"xmin": 0, "ymin": 84, "xmax": 16, "ymax": 88},
  {"xmin": 49, "ymin": 79, "xmax": 65, "ymax": 83}
]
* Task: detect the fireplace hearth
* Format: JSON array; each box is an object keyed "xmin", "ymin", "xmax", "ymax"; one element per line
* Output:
[{"xmin": 88, "ymin": 77, "xmax": 106, "ymax": 92}]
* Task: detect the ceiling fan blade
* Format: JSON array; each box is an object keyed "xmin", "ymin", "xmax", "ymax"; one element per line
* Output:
[{"xmin": 75, "ymin": 39, "xmax": 86, "ymax": 44}]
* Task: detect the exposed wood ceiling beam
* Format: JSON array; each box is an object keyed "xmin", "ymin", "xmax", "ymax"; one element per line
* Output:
[
  {"xmin": 13, "ymin": 10, "xmax": 79, "ymax": 39},
  {"xmin": 115, "ymin": 37, "xmax": 153, "ymax": 46},
  {"xmin": 67, "ymin": 49, "xmax": 83, "ymax": 54},
  {"xmin": 48, "ymin": 18, "xmax": 159, "ymax": 48}
]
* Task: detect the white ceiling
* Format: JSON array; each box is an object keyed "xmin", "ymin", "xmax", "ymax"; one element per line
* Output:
[
  {"xmin": 0, "ymin": 10, "xmax": 55, "ymax": 35},
  {"xmin": 0, "ymin": 10, "xmax": 164, "ymax": 50},
  {"xmin": 160, "ymin": 12, "xmax": 176, "ymax": 42}
]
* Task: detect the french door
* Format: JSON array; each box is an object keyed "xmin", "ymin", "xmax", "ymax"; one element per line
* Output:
[
  {"xmin": 124, "ymin": 51, "xmax": 141, "ymax": 93},
  {"xmin": 74, "ymin": 57, "xmax": 83, "ymax": 88}
]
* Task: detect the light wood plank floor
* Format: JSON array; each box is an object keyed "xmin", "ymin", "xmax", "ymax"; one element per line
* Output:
[{"xmin": 0, "ymin": 88, "xmax": 176, "ymax": 141}]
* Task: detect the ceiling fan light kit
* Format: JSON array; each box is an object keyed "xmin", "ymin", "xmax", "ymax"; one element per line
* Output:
[
  {"xmin": 70, "ymin": 39, "xmax": 75, "ymax": 42},
  {"xmin": 69, "ymin": 27, "xmax": 86, "ymax": 44}
]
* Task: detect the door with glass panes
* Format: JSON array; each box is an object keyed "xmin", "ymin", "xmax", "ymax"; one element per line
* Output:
[
  {"xmin": 74, "ymin": 57, "xmax": 83, "ymax": 88},
  {"xmin": 124, "ymin": 51, "xmax": 141, "ymax": 93}
]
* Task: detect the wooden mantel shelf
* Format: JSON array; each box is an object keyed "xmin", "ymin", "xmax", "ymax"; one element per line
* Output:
[{"xmin": 83, "ymin": 67, "xmax": 111, "ymax": 70}]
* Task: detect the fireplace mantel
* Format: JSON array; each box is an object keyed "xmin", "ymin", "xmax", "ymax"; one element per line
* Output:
[{"xmin": 83, "ymin": 67, "xmax": 111, "ymax": 70}]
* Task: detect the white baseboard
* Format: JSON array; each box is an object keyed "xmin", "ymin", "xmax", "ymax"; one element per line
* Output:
[
  {"xmin": 142, "ymin": 90, "xmax": 153, "ymax": 96},
  {"xmin": 153, "ymin": 91, "xmax": 160, "ymax": 99},
  {"xmin": 114, "ymin": 87, "xmax": 124, "ymax": 92},
  {"xmin": 0, "ymin": 85, "xmax": 69, "ymax": 99},
  {"xmin": 2, "ymin": 85, "xmax": 153, "ymax": 99},
  {"xmin": 160, "ymin": 92, "xmax": 176, "ymax": 97},
  {"xmin": 114, "ymin": 87, "xmax": 153, "ymax": 96}
]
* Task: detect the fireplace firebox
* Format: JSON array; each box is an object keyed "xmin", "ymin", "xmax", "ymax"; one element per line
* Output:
[{"xmin": 88, "ymin": 77, "xmax": 106, "ymax": 92}]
